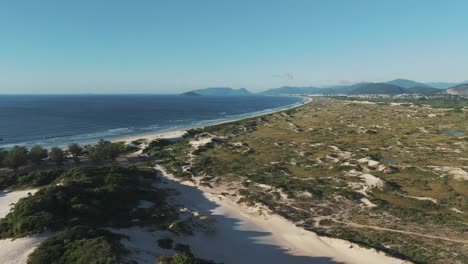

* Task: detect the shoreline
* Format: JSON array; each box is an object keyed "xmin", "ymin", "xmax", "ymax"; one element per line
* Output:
[
  {"xmin": 114, "ymin": 95, "xmax": 312, "ymax": 144},
  {"xmin": 0, "ymin": 96, "xmax": 310, "ymax": 149}
]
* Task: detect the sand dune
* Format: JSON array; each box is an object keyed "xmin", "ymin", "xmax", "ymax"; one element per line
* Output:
[
  {"xmin": 115, "ymin": 167, "xmax": 408, "ymax": 264},
  {"xmin": 0, "ymin": 190, "xmax": 37, "ymax": 218},
  {"xmin": 0, "ymin": 189, "xmax": 51, "ymax": 264}
]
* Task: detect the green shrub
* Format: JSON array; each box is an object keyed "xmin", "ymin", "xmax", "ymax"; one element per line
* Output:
[
  {"xmin": 28, "ymin": 226, "xmax": 125, "ymax": 264},
  {"xmin": 29, "ymin": 145, "xmax": 48, "ymax": 165},
  {"xmin": 144, "ymin": 139, "xmax": 175, "ymax": 154},
  {"xmin": 4, "ymin": 146, "xmax": 29, "ymax": 170},
  {"xmin": 0, "ymin": 166, "xmax": 176, "ymax": 238},
  {"xmin": 49, "ymin": 147, "xmax": 65, "ymax": 166}
]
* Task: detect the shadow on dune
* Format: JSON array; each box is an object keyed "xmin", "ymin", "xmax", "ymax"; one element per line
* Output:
[{"xmin": 157, "ymin": 170, "xmax": 343, "ymax": 264}]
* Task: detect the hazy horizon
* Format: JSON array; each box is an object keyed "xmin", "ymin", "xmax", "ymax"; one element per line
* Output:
[{"xmin": 1, "ymin": 0, "xmax": 468, "ymax": 94}]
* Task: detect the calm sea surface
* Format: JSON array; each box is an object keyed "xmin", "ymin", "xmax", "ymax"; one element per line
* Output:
[{"xmin": 0, "ymin": 95, "xmax": 303, "ymax": 148}]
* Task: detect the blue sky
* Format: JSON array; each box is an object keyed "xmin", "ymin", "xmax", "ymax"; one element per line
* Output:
[{"xmin": 1, "ymin": 0, "xmax": 468, "ymax": 94}]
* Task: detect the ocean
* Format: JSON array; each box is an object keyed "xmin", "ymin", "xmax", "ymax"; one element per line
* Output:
[{"xmin": 0, "ymin": 95, "xmax": 303, "ymax": 148}]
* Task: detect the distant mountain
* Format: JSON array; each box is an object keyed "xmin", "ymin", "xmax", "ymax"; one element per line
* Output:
[
  {"xmin": 180, "ymin": 91, "xmax": 202, "ymax": 96},
  {"xmin": 322, "ymin": 83, "xmax": 370, "ymax": 94},
  {"xmin": 385, "ymin": 79, "xmax": 431, "ymax": 88},
  {"xmin": 404, "ymin": 86, "xmax": 440, "ymax": 94},
  {"xmin": 445, "ymin": 83, "xmax": 468, "ymax": 95},
  {"xmin": 261, "ymin": 86, "xmax": 321, "ymax": 95},
  {"xmin": 190, "ymin": 87, "xmax": 253, "ymax": 96},
  {"xmin": 261, "ymin": 83, "xmax": 366, "ymax": 95},
  {"xmin": 349, "ymin": 83, "xmax": 406, "ymax": 95},
  {"xmin": 425, "ymin": 81, "xmax": 467, "ymax": 89}
]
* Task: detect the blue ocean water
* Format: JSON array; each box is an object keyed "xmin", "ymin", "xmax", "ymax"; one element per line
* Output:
[{"xmin": 0, "ymin": 95, "xmax": 303, "ymax": 148}]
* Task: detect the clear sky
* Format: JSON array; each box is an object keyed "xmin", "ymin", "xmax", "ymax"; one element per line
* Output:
[{"xmin": 1, "ymin": 0, "xmax": 468, "ymax": 94}]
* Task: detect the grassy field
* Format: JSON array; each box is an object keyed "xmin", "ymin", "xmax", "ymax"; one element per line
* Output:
[{"xmin": 151, "ymin": 98, "xmax": 468, "ymax": 264}]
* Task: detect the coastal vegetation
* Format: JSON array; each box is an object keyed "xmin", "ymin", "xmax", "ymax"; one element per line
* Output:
[
  {"xmin": 0, "ymin": 96, "xmax": 466, "ymax": 263},
  {"xmin": 157, "ymin": 243, "xmax": 218, "ymax": 264},
  {"xmin": 0, "ymin": 166, "xmax": 184, "ymax": 263},
  {"xmin": 0, "ymin": 166, "xmax": 176, "ymax": 238},
  {"xmin": 28, "ymin": 145, "xmax": 48, "ymax": 165},
  {"xmin": 48, "ymin": 147, "xmax": 65, "ymax": 166},
  {"xmin": 0, "ymin": 139, "xmax": 138, "ymax": 171},
  {"xmin": 28, "ymin": 226, "xmax": 125, "ymax": 264},
  {"xmin": 0, "ymin": 159, "xmax": 218, "ymax": 263},
  {"xmin": 3, "ymin": 146, "xmax": 29, "ymax": 171},
  {"xmin": 150, "ymin": 98, "xmax": 467, "ymax": 264}
]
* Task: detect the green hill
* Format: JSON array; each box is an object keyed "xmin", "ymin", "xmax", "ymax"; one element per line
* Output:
[
  {"xmin": 350, "ymin": 83, "xmax": 406, "ymax": 95},
  {"xmin": 386, "ymin": 79, "xmax": 431, "ymax": 88},
  {"xmin": 261, "ymin": 83, "xmax": 367, "ymax": 95}
]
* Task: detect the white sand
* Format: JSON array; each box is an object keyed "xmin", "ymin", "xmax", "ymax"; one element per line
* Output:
[
  {"xmin": 0, "ymin": 189, "xmax": 51, "ymax": 264},
  {"xmin": 360, "ymin": 198, "xmax": 378, "ymax": 208},
  {"xmin": 188, "ymin": 192, "xmax": 405, "ymax": 264},
  {"xmin": 0, "ymin": 234, "xmax": 50, "ymax": 264},
  {"xmin": 359, "ymin": 174, "xmax": 384, "ymax": 188},
  {"xmin": 121, "ymin": 167, "xmax": 407, "ymax": 264},
  {"xmin": 189, "ymin": 136, "xmax": 213, "ymax": 148},
  {"xmin": 116, "ymin": 130, "xmax": 187, "ymax": 145},
  {"xmin": 0, "ymin": 189, "xmax": 38, "ymax": 218},
  {"xmin": 404, "ymin": 195, "xmax": 438, "ymax": 204}
]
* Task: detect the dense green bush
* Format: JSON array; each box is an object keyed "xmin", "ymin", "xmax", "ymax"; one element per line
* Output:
[
  {"xmin": 87, "ymin": 140, "xmax": 133, "ymax": 164},
  {"xmin": 3, "ymin": 146, "xmax": 29, "ymax": 170},
  {"xmin": 28, "ymin": 226, "xmax": 125, "ymax": 264},
  {"xmin": 29, "ymin": 145, "xmax": 48, "ymax": 165},
  {"xmin": 144, "ymin": 139, "xmax": 175, "ymax": 155},
  {"xmin": 0, "ymin": 148, "xmax": 7, "ymax": 167},
  {"xmin": 0, "ymin": 169, "xmax": 64, "ymax": 189},
  {"xmin": 157, "ymin": 243, "xmax": 218, "ymax": 264},
  {"xmin": 49, "ymin": 147, "xmax": 65, "ymax": 166},
  {"xmin": 114, "ymin": 141, "xmax": 138, "ymax": 154},
  {"xmin": 0, "ymin": 166, "xmax": 175, "ymax": 238},
  {"xmin": 68, "ymin": 143, "xmax": 83, "ymax": 165}
]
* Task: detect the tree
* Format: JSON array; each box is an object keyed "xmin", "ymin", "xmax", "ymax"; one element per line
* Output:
[
  {"xmin": 87, "ymin": 146, "xmax": 103, "ymax": 165},
  {"xmin": 85, "ymin": 139, "xmax": 122, "ymax": 164},
  {"xmin": 49, "ymin": 147, "xmax": 65, "ymax": 167},
  {"xmin": 29, "ymin": 145, "xmax": 48, "ymax": 165},
  {"xmin": 4, "ymin": 146, "xmax": 29, "ymax": 171},
  {"xmin": 107, "ymin": 143, "xmax": 121, "ymax": 162},
  {"xmin": 0, "ymin": 148, "xmax": 7, "ymax": 167},
  {"xmin": 68, "ymin": 143, "xmax": 83, "ymax": 166}
]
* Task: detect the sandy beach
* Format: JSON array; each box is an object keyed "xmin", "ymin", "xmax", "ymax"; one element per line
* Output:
[
  {"xmin": 0, "ymin": 96, "xmax": 410, "ymax": 263},
  {"xmin": 112, "ymin": 166, "xmax": 408, "ymax": 264},
  {"xmin": 113, "ymin": 96, "xmax": 311, "ymax": 145}
]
